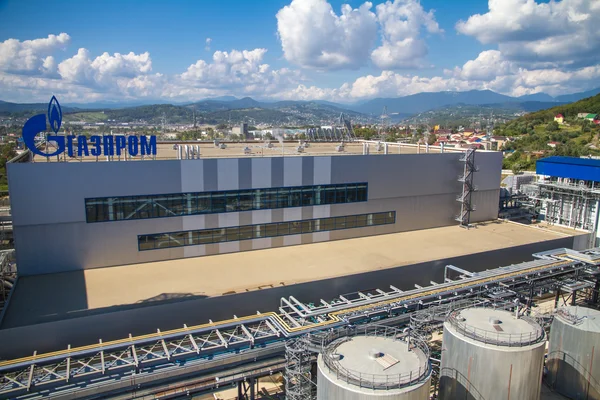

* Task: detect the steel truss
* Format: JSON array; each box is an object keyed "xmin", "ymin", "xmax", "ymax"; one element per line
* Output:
[
  {"xmin": 1, "ymin": 247, "xmax": 599, "ymax": 399},
  {"xmin": 284, "ymin": 337, "xmax": 316, "ymax": 400}
]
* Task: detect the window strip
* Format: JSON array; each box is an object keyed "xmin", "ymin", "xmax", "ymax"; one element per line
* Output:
[
  {"xmin": 138, "ymin": 211, "xmax": 396, "ymax": 251},
  {"xmin": 86, "ymin": 182, "xmax": 368, "ymax": 223}
]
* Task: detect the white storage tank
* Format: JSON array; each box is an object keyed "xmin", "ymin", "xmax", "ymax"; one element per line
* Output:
[
  {"xmin": 439, "ymin": 307, "xmax": 546, "ymax": 400},
  {"xmin": 547, "ymin": 306, "xmax": 600, "ymax": 400},
  {"xmin": 317, "ymin": 326, "xmax": 431, "ymax": 400}
]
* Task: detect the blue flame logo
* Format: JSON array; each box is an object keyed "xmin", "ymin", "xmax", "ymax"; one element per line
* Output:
[
  {"xmin": 47, "ymin": 96, "xmax": 62, "ymax": 134},
  {"xmin": 22, "ymin": 95, "xmax": 65, "ymax": 157}
]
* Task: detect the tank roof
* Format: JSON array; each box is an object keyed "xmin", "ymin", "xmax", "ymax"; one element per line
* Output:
[
  {"xmin": 329, "ymin": 336, "xmax": 423, "ymax": 377},
  {"xmin": 318, "ymin": 326, "xmax": 430, "ymax": 392},
  {"xmin": 556, "ymin": 306, "xmax": 600, "ymax": 332},
  {"xmin": 447, "ymin": 308, "xmax": 545, "ymax": 347}
]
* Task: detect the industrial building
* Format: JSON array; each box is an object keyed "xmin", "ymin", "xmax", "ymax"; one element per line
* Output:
[
  {"xmin": 8, "ymin": 145, "xmax": 502, "ymax": 275},
  {"xmin": 2, "ymin": 136, "xmax": 600, "ymax": 400},
  {"xmin": 528, "ymin": 156, "xmax": 600, "ymax": 248}
]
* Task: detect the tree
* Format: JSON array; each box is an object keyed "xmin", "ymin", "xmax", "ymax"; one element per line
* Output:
[
  {"xmin": 546, "ymin": 121, "xmax": 559, "ymax": 132},
  {"xmin": 427, "ymin": 133, "xmax": 437, "ymax": 145}
]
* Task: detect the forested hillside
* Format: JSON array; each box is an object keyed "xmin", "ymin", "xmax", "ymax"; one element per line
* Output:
[{"xmin": 496, "ymin": 94, "xmax": 600, "ymax": 172}]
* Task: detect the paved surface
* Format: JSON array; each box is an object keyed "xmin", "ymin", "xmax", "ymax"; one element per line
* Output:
[
  {"xmin": 2, "ymin": 221, "xmax": 577, "ymax": 330},
  {"xmin": 37, "ymin": 141, "xmax": 459, "ymax": 162}
]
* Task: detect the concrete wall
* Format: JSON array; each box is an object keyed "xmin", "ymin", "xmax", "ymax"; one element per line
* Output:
[
  {"xmin": 8, "ymin": 152, "xmax": 502, "ymax": 275},
  {"xmin": 317, "ymin": 356, "xmax": 431, "ymax": 400},
  {"xmin": 439, "ymin": 320, "xmax": 545, "ymax": 400}
]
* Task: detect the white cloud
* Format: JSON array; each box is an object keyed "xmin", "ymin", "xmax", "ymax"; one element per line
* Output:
[
  {"xmin": 457, "ymin": 0, "xmax": 600, "ymax": 68},
  {"xmin": 177, "ymin": 48, "xmax": 300, "ymax": 97},
  {"xmin": 0, "ymin": 33, "xmax": 70, "ymax": 75},
  {"xmin": 205, "ymin": 37, "xmax": 212, "ymax": 51},
  {"xmin": 276, "ymin": 0, "xmax": 378, "ymax": 70},
  {"xmin": 371, "ymin": 0, "xmax": 442, "ymax": 69}
]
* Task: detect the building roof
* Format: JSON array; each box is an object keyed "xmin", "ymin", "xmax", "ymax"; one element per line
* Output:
[
  {"xmin": 537, "ymin": 156, "xmax": 600, "ymax": 182},
  {"xmin": 586, "ymin": 113, "xmax": 598, "ymax": 118},
  {"xmin": 0, "ymin": 221, "xmax": 579, "ymax": 354},
  {"xmin": 555, "ymin": 114, "xmax": 564, "ymax": 118}
]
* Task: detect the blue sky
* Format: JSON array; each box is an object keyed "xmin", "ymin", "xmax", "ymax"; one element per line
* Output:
[{"xmin": 0, "ymin": 0, "xmax": 597, "ymax": 103}]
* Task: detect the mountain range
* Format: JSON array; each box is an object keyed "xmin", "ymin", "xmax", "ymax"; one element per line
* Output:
[{"xmin": 1, "ymin": 87, "xmax": 599, "ymax": 124}]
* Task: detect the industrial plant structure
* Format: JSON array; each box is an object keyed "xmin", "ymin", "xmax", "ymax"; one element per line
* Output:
[
  {"xmin": 526, "ymin": 157, "xmax": 600, "ymax": 248},
  {"xmin": 3, "ymin": 134, "xmax": 600, "ymax": 400},
  {"xmin": 8, "ymin": 147, "xmax": 502, "ymax": 275}
]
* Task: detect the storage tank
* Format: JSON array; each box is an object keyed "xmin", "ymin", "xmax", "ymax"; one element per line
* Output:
[
  {"xmin": 317, "ymin": 326, "xmax": 431, "ymax": 400},
  {"xmin": 439, "ymin": 307, "xmax": 546, "ymax": 400},
  {"xmin": 547, "ymin": 306, "xmax": 600, "ymax": 400}
]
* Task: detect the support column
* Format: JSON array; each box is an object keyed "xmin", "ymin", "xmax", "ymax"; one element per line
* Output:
[
  {"xmin": 571, "ymin": 290, "xmax": 577, "ymax": 306},
  {"xmin": 592, "ymin": 279, "xmax": 600, "ymax": 305},
  {"xmin": 554, "ymin": 288, "xmax": 561, "ymax": 309},
  {"xmin": 238, "ymin": 381, "xmax": 243, "ymax": 399},
  {"xmin": 250, "ymin": 378, "xmax": 255, "ymax": 400}
]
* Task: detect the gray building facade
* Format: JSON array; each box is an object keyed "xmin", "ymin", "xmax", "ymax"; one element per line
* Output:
[{"xmin": 8, "ymin": 152, "xmax": 502, "ymax": 276}]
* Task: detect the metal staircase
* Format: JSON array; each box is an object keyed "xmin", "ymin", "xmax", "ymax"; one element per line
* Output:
[{"xmin": 456, "ymin": 148, "xmax": 478, "ymax": 228}]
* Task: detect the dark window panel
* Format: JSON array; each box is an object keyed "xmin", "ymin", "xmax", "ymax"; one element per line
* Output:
[
  {"xmin": 278, "ymin": 222, "xmax": 290, "ymax": 235},
  {"xmin": 357, "ymin": 184, "xmax": 367, "ymax": 202},
  {"xmin": 289, "ymin": 221, "xmax": 301, "ymax": 235}
]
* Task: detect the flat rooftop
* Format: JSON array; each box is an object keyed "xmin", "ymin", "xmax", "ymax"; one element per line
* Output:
[
  {"xmin": 1, "ymin": 221, "xmax": 580, "ymax": 330},
  {"xmin": 32, "ymin": 141, "xmax": 468, "ymax": 162}
]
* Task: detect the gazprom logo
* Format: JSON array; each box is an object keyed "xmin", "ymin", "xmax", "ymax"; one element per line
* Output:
[{"xmin": 22, "ymin": 96, "xmax": 157, "ymax": 158}]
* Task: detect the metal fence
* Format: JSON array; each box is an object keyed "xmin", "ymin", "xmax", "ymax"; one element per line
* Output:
[
  {"xmin": 319, "ymin": 325, "xmax": 430, "ymax": 390},
  {"xmin": 447, "ymin": 310, "xmax": 545, "ymax": 347}
]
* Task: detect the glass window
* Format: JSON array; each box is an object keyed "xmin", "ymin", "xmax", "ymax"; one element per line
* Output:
[
  {"xmin": 263, "ymin": 189, "xmax": 277, "ymax": 209},
  {"xmin": 226, "ymin": 226, "xmax": 240, "ymax": 241},
  {"xmin": 335, "ymin": 186, "xmax": 347, "ymax": 203},
  {"xmin": 301, "ymin": 220, "xmax": 313, "ymax": 233},
  {"xmin": 226, "ymin": 192, "xmax": 239, "ymax": 212},
  {"xmin": 87, "ymin": 183, "xmax": 368, "ymax": 223},
  {"xmin": 322, "ymin": 186, "xmax": 336, "ymax": 204},
  {"xmin": 357, "ymin": 184, "xmax": 367, "ymax": 202},
  {"xmin": 346, "ymin": 184, "xmax": 357, "ymax": 203},
  {"xmin": 239, "ymin": 226, "xmax": 253, "ymax": 240},
  {"xmin": 138, "ymin": 235, "xmax": 155, "ymax": 250},
  {"xmin": 335, "ymin": 216, "xmax": 347, "ymax": 230},
  {"xmin": 385, "ymin": 212, "xmax": 395, "ymax": 224},
  {"xmin": 170, "ymin": 232, "xmax": 188, "ymax": 247},
  {"xmin": 356, "ymin": 214, "xmax": 367, "ymax": 227},
  {"xmin": 189, "ymin": 231, "xmax": 201, "ymax": 245},
  {"xmin": 345, "ymin": 215, "xmax": 357, "ymax": 229},
  {"xmin": 289, "ymin": 188, "xmax": 302, "ymax": 207},
  {"xmin": 302, "ymin": 188, "xmax": 314, "ymax": 206},
  {"xmin": 253, "ymin": 224, "xmax": 265, "ymax": 238},
  {"xmin": 198, "ymin": 230, "xmax": 213, "ymax": 244},
  {"xmin": 320, "ymin": 217, "xmax": 334, "ymax": 231},
  {"xmin": 265, "ymin": 223, "xmax": 278, "ymax": 237},
  {"xmin": 197, "ymin": 193, "xmax": 211, "ymax": 214},
  {"xmin": 277, "ymin": 222, "xmax": 290, "ymax": 235},
  {"xmin": 212, "ymin": 228, "xmax": 227, "ymax": 243},
  {"xmin": 277, "ymin": 188, "xmax": 290, "ymax": 208},
  {"xmin": 373, "ymin": 213, "xmax": 387, "ymax": 225},
  {"xmin": 238, "ymin": 191, "xmax": 253, "ymax": 211},
  {"xmin": 155, "ymin": 233, "xmax": 171, "ymax": 249},
  {"xmin": 289, "ymin": 221, "xmax": 301, "ymax": 235},
  {"xmin": 211, "ymin": 193, "xmax": 226, "ymax": 213},
  {"xmin": 314, "ymin": 186, "xmax": 323, "ymax": 205}
]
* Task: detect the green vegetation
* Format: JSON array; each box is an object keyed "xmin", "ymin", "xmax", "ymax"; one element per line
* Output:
[
  {"xmin": 0, "ymin": 143, "xmax": 16, "ymax": 192},
  {"xmin": 64, "ymin": 111, "xmax": 107, "ymax": 123},
  {"xmin": 495, "ymin": 94, "xmax": 600, "ymax": 171}
]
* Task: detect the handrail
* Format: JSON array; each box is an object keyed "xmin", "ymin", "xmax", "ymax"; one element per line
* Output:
[
  {"xmin": 447, "ymin": 310, "xmax": 545, "ymax": 347},
  {"xmin": 319, "ymin": 325, "xmax": 430, "ymax": 390}
]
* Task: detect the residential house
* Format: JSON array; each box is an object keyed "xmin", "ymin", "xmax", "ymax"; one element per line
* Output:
[{"xmin": 554, "ymin": 114, "xmax": 564, "ymax": 124}]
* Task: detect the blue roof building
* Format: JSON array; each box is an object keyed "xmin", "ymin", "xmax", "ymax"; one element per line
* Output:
[{"xmin": 536, "ymin": 156, "xmax": 600, "ymax": 182}]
